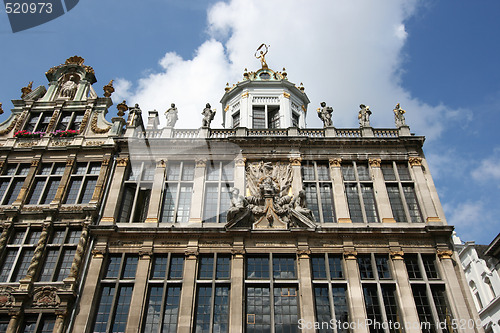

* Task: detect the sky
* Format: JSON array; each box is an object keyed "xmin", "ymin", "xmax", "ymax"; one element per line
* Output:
[{"xmin": 0, "ymin": 0, "xmax": 499, "ymax": 244}]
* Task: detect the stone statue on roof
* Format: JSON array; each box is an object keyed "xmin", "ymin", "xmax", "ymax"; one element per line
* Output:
[
  {"xmin": 393, "ymin": 103, "xmax": 406, "ymax": 127},
  {"xmin": 358, "ymin": 104, "xmax": 372, "ymax": 127},
  {"xmin": 317, "ymin": 102, "xmax": 333, "ymax": 127},
  {"xmin": 60, "ymin": 75, "xmax": 78, "ymax": 99},
  {"xmin": 201, "ymin": 103, "xmax": 215, "ymax": 127},
  {"xmin": 165, "ymin": 103, "xmax": 178, "ymax": 127}
]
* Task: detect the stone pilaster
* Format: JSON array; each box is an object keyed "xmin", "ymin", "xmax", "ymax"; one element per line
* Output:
[
  {"xmin": 330, "ymin": 158, "xmax": 351, "ymax": 223},
  {"xmin": 408, "ymin": 157, "xmax": 440, "ymax": 223},
  {"xmin": 234, "ymin": 157, "xmax": 246, "ymax": 193},
  {"xmin": 369, "ymin": 158, "xmax": 395, "ymax": 223},
  {"xmin": 145, "ymin": 159, "xmax": 167, "ymax": 223},
  {"xmin": 178, "ymin": 244, "xmax": 198, "ymax": 333},
  {"xmin": 290, "ymin": 156, "xmax": 302, "ymax": 197},
  {"xmin": 12, "ymin": 158, "xmax": 40, "ymax": 206},
  {"xmin": 54, "ymin": 310, "xmax": 67, "ymax": 333},
  {"xmin": 0, "ymin": 222, "xmax": 12, "ymax": 253},
  {"xmin": 89, "ymin": 156, "xmax": 111, "ymax": 204},
  {"xmin": 23, "ymin": 222, "xmax": 51, "ymax": 282},
  {"xmin": 65, "ymin": 222, "xmax": 90, "ymax": 283},
  {"xmin": 125, "ymin": 249, "xmax": 152, "ymax": 333},
  {"xmin": 297, "ymin": 249, "xmax": 315, "ymax": 333},
  {"xmin": 6, "ymin": 309, "xmax": 21, "ymax": 333},
  {"xmin": 343, "ymin": 247, "xmax": 369, "ymax": 333},
  {"xmin": 51, "ymin": 158, "xmax": 75, "ymax": 207},
  {"xmin": 229, "ymin": 248, "xmax": 245, "ymax": 333},
  {"xmin": 72, "ymin": 247, "xmax": 106, "ymax": 332},
  {"xmin": 190, "ymin": 158, "xmax": 206, "ymax": 224},
  {"xmin": 437, "ymin": 249, "xmax": 475, "ymax": 333},
  {"xmin": 101, "ymin": 157, "xmax": 128, "ymax": 224},
  {"xmin": 389, "ymin": 250, "xmax": 421, "ymax": 333}
]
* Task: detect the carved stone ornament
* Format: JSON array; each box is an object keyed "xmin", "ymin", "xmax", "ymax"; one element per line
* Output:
[
  {"xmin": 0, "ymin": 102, "xmax": 3, "ymax": 115},
  {"xmin": 437, "ymin": 250, "xmax": 453, "ymax": 260},
  {"xmin": 116, "ymin": 157, "xmax": 129, "ymax": 167},
  {"xmin": 196, "ymin": 158, "xmax": 207, "ymax": 168},
  {"xmin": 92, "ymin": 249, "xmax": 105, "ymax": 258},
  {"xmin": 103, "ymin": 80, "xmax": 115, "ymax": 98},
  {"xmin": 85, "ymin": 140, "xmax": 105, "ymax": 146},
  {"xmin": 297, "ymin": 249, "xmax": 311, "ymax": 259},
  {"xmin": 185, "ymin": 249, "xmax": 199, "ymax": 259},
  {"xmin": 139, "ymin": 250, "xmax": 153, "ymax": 259},
  {"xmin": 156, "ymin": 159, "xmax": 167, "ymax": 168},
  {"xmin": 409, "ymin": 157, "xmax": 422, "ymax": 167},
  {"xmin": 31, "ymin": 160, "xmax": 40, "ymax": 167},
  {"xmin": 21, "ymin": 81, "xmax": 33, "ymax": 98},
  {"xmin": 79, "ymin": 109, "xmax": 91, "ymax": 132},
  {"xmin": 343, "ymin": 251, "xmax": 358, "ymax": 260},
  {"xmin": 235, "ymin": 157, "xmax": 246, "ymax": 167},
  {"xmin": 289, "ymin": 157, "xmax": 302, "ymax": 166},
  {"xmin": 0, "ymin": 286, "xmax": 15, "ymax": 308},
  {"xmin": 390, "ymin": 251, "xmax": 404, "ymax": 260},
  {"xmin": 329, "ymin": 158, "xmax": 342, "ymax": 167},
  {"xmin": 66, "ymin": 159, "xmax": 75, "ymax": 166},
  {"xmin": 116, "ymin": 100, "xmax": 129, "ymax": 117},
  {"xmin": 102, "ymin": 158, "xmax": 110, "ymax": 166},
  {"xmin": 231, "ymin": 249, "xmax": 246, "ymax": 258},
  {"xmin": 32, "ymin": 287, "xmax": 60, "ymax": 307},
  {"xmin": 91, "ymin": 113, "xmax": 111, "ymax": 134},
  {"xmin": 369, "ymin": 158, "xmax": 381, "ymax": 168},
  {"xmin": 14, "ymin": 110, "xmax": 28, "ymax": 133},
  {"xmin": 0, "ymin": 115, "xmax": 18, "ymax": 136}
]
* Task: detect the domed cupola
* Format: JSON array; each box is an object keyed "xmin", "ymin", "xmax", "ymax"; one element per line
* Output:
[{"xmin": 221, "ymin": 44, "xmax": 310, "ymax": 129}]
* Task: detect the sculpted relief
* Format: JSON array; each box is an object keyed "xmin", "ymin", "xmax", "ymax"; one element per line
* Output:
[{"xmin": 226, "ymin": 161, "xmax": 315, "ymax": 230}]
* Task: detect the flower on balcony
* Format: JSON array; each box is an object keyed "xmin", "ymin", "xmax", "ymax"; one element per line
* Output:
[
  {"xmin": 51, "ymin": 129, "xmax": 79, "ymax": 138},
  {"xmin": 14, "ymin": 130, "xmax": 45, "ymax": 138}
]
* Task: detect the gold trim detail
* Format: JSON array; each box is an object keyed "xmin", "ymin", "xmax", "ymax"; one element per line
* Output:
[
  {"xmin": 91, "ymin": 113, "xmax": 111, "ymax": 134},
  {"xmin": 116, "ymin": 158, "xmax": 129, "ymax": 167},
  {"xmin": 343, "ymin": 251, "xmax": 358, "ymax": 260},
  {"xmin": 437, "ymin": 250, "xmax": 453, "ymax": 260},
  {"xmin": 338, "ymin": 218, "xmax": 352, "ymax": 223},
  {"xmin": 297, "ymin": 249, "xmax": 311, "ymax": 259},
  {"xmin": 92, "ymin": 249, "xmax": 105, "ymax": 258},
  {"xmin": 241, "ymin": 92, "xmax": 249, "ymax": 98},
  {"xmin": 382, "ymin": 218, "xmax": 396, "ymax": 223},
  {"xmin": 426, "ymin": 217, "xmax": 442, "ymax": 223},
  {"xmin": 0, "ymin": 115, "xmax": 19, "ymax": 136},
  {"xmin": 31, "ymin": 160, "xmax": 40, "ymax": 167},
  {"xmin": 283, "ymin": 92, "xmax": 290, "ymax": 98},
  {"xmin": 329, "ymin": 158, "xmax": 342, "ymax": 167},
  {"xmin": 66, "ymin": 159, "xmax": 75, "ymax": 166},
  {"xmin": 409, "ymin": 157, "xmax": 422, "ymax": 166},
  {"xmin": 289, "ymin": 157, "xmax": 302, "ymax": 166},
  {"xmin": 390, "ymin": 251, "xmax": 404, "ymax": 260},
  {"xmin": 156, "ymin": 159, "xmax": 167, "ymax": 168},
  {"xmin": 369, "ymin": 158, "xmax": 381, "ymax": 167},
  {"xmin": 100, "ymin": 217, "xmax": 115, "ymax": 223},
  {"xmin": 145, "ymin": 218, "xmax": 158, "ymax": 223}
]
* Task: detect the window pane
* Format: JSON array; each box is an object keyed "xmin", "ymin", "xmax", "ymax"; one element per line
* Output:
[
  {"xmin": 345, "ymin": 184, "xmax": 363, "ymax": 223},
  {"xmin": 405, "ymin": 255, "xmax": 422, "ymax": 279},
  {"xmin": 381, "ymin": 285, "xmax": 402, "ymax": 333},
  {"xmin": 422, "ymin": 255, "xmax": 438, "ymax": 279},
  {"xmin": 403, "ymin": 185, "xmax": 422, "ymax": 223},
  {"xmin": 363, "ymin": 285, "xmax": 384, "ymax": 333},
  {"xmin": 194, "ymin": 285, "xmax": 212, "ymax": 333},
  {"xmin": 6, "ymin": 179, "xmax": 23, "ymax": 205},
  {"xmin": 216, "ymin": 255, "xmax": 231, "ymax": 279},
  {"xmin": 169, "ymin": 255, "xmax": 184, "ymax": 280},
  {"xmin": 246, "ymin": 286, "xmax": 271, "ymax": 332},
  {"xmin": 118, "ymin": 184, "xmax": 135, "ymax": 222},
  {"xmin": 143, "ymin": 286, "xmax": 163, "ymax": 333},
  {"xmin": 93, "ymin": 286, "xmax": 115, "ymax": 333},
  {"xmin": 80, "ymin": 178, "xmax": 97, "ymax": 203},
  {"xmin": 12, "ymin": 249, "xmax": 34, "ymax": 281},
  {"xmin": 213, "ymin": 286, "xmax": 230, "ymax": 333},
  {"xmin": 412, "ymin": 285, "xmax": 434, "ymax": 333},
  {"xmin": 67, "ymin": 230, "xmax": 81, "ymax": 244},
  {"xmin": 28, "ymin": 179, "xmax": 46, "ymax": 204},
  {"xmin": 273, "ymin": 286, "xmax": 298, "ymax": 331},
  {"xmin": 375, "ymin": 256, "xmax": 391, "ymax": 279},
  {"xmin": 106, "ymin": 255, "xmax": 122, "ymax": 279},
  {"xmin": 273, "ymin": 256, "xmax": 296, "ymax": 279},
  {"xmin": 55, "ymin": 249, "xmax": 75, "ymax": 281},
  {"xmin": 0, "ymin": 250, "xmax": 17, "ymax": 282},
  {"xmin": 358, "ymin": 256, "xmax": 374, "ymax": 279},
  {"xmin": 268, "ymin": 107, "xmax": 280, "ymax": 129},
  {"xmin": 361, "ymin": 185, "xmax": 378, "ymax": 223},
  {"xmin": 177, "ymin": 185, "xmax": 192, "ymax": 223},
  {"xmin": 252, "ymin": 106, "xmax": 265, "ymax": 129},
  {"xmin": 151, "ymin": 256, "xmax": 168, "ymax": 279},
  {"xmin": 329, "ymin": 255, "xmax": 344, "ymax": 279},
  {"xmin": 341, "ymin": 165, "xmax": 355, "ymax": 181},
  {"xmin": 305, "ymin": 183, "xmax": 320, "ymax": 223},
  {"xmin": 332, "ymin": 285, "xmax": 349, "ymax": 333},
  {"xmin": 166, "ymin": 163, "xmax": 180, "ymax": 181},
  {"xmin": 163, "ymin": 286, "xmax": 181, "ymax": 332},
  {"xmin": 64, "ymin": 178, "xmax": 82, "ymax": 204},
  {"xmin": 431, "ymin": 285, "xmax": 452, "ymax": 333},
  {"xmin": 161, "ymin": 184, "xmax": 178, "ymax": 223},
  {"xmin": 311, "ymin": 256, "xmax": 327, "ymax": 279},
  {"xmin": 181, "ymin": 163, "xmax": 195, "ymax": 181},
  {"xmin": 203, "ymin": 184, "xmax": 219, "ymax": 223},
  {"xmin": 198, "ymin": 256, "xmax": 214, "ymax": 279},
  {"xmin": 387, "ymin": 185, "xmax": 406, "ymax": 222},
  {"xmin": 39, "ymin": 249, "xmax": 59, "ymax": 281},
  {"xmin": 314, "ymin": 286, "xmax": 333, "ymax": 333},
  {"xmin": 381, "ymin": 164, "xmax": 396, "ymax": 181},
  {"xmin": 122, "ymin": 256, "xmax": 138, "ymax": 279},
  {"xmin": 357, "ymin": 163, "xmax": 370, "ymax": 181},
  {"xmin": 247, "ymin": 257, "xmax": 269, "ymax": 279},
  {"xmin": 206, "ymin": 163, "xmax": 219, "ymax": 181},
  {"xmin": 41, "ymin": 178, "xmax": 60, "ymax": 204},
  {"xmin": 320, "ymin": 184, "xmax": 335, "ymax": 223},
  {"xmin": 110, "ymin": 285, "xmax": 133, "ymax": 333},
  {"xmin": 397, "ymin": 163, "xmax": 411, "ymax": 181}
]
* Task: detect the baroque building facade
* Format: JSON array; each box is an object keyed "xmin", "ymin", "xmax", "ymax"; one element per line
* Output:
[{"xmin": 0, "ymin": 54, "xmax": 482, "ymax": 333}]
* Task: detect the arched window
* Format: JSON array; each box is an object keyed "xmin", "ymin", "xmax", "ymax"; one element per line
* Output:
[{"xmin": 470, "ymin": 281, "xmax": 483, "ymax": 310}]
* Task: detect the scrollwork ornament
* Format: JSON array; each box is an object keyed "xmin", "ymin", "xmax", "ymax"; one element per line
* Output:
[
  {"xmin": 0, "ymin": 115, "xmax": 19, "ymax": 136},
  {"xmin": 329, "ymin": 158, "xmax": 342, "ymax": 167},
  {"xmin": 297, "ymin": 249, "xmax": 311, "ymax": 259},
  {"xmin": 91, "ymin": 113, "xmax": 111, "ymax": 134},
  {"xmin": 0, "ymin": 286, "xmax": 15, "ymax": 307},
  {"xmin": 235, "ymin": 157, "xmax": 246, "ymax": 167},
  {"xmin": 185, "ymin": 249, "xmax": 199, "ymax": 259},
  {"xmin": 32, "ymin": 287, "xmax": 60, "ymax": 307},
  {"xmin": 116, "ymin": 158, "xmax": 128, "ymax": 167}
]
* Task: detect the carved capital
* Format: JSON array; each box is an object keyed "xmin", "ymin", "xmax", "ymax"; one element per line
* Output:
[
  {"xmin": 235, "ymin": 157, "xmax": 246, "ymax": 167},
  {"xmin": 409, "ymin": 157, "xmax": 422, "ymax": 167},
  {"xmin": 231, "ymin": 249, "xmax": 246, "ymax": 259},
  {"xmin": 369, "ymin": 158, "xmax": 381, "ymax": 167},
  {"xmin": 102, "ymin": 158, "xmax": 110, "ymax": 166},
  {"xmin": 66, "ymin": 159, "xmax": 75, "ymax": 166},
  {"xmin": 329, "ymin": 158, "xmax": 342, "ymax": 167},
  {"xmin": 297, "ymin": 249, "xmax": 311, "ymax": 259},
  {"xmin": 390, "ymin": 251, "xmax": 404, "ymax": 260},
  {"xmin": 185, "ymin": 249, "xmax": 199, "ymax": 259},
  {"xmin": 343, "ymin": 250, "xmax": 358, "ymax": 260},
  {"xmin": 139, "ymin": 250, "xmax": 153, "ymax": 259},
  {"xmin": 196, "ymin": 158, "xmax": 207, "ymax": 168},
  {"xmin": 92, "ymin": 249, "xmax": 105, "ymax": 258},
  {"xmin": 116, "ymin": 158, "xmax": 129, "ymax": 167},
  {"xmin": 156, "ymin": 159, "xmax": 167, "ymax": 168},
  {"xmin": 437, "ymin": 250, "xmax": 453, "ymax": 260},
  {"xmin": 31, "ymin": 160, "xmax": 40, "ymax": 167},
  {"xmin": 289, "ymin": 157, "xmax": 302, "ymax": 166}
]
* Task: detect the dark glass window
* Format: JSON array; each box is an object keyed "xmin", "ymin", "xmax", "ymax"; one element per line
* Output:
[
  {"xmin": 273, "ymin": 256, "xmax": 296, "ymax": 279},
  {"xmin": 161, "ymin": 162, "xmax": 195, "ymax": 223},
  {"xmin": 343, "ymin": 162, "xmax": 379, "ymax": 223},
  {"xmin": 302, "ymin": 161, "xmax": 335, "ymax": 223},
  {"xmin": 247, "ymin": 256, "xmax": 269, "ymax": 279}
]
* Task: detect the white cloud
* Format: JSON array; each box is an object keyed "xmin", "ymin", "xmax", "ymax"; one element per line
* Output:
[
  {"xmin": 114, "ymin": 0, "xmax": 464, "ymax": 139},
  {"xmin": 471, "ymin": 151, "xmax": 500, "ymax": 183},
  {"xmin": 444, "ymin": 201, "xmax": 486, "ymax": 242}
]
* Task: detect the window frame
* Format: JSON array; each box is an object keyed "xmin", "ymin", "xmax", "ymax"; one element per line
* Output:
[
  {"xmin": 160, "ymin": 161, "xmax": 195, "ymax": 223},
  {"xmin": 302, "ymin": 161, "xmax": 336, "ymax": 223},
  {"xmin": 0, "ymin": 227, "xmax": 40, "ymax": 282},
  {"xmin": 342, "ymin": 161, "xmax": 379, "ymax": 223},
  {"xmin": 62, "ymin": 161, "xmax": 101, "ymax": 205},
  {"xmin": 202, "ymin": 161, "xmax": 234, "ymax": 224},
  {"xmin": 0, "ymin": 163, "xmax": 30, "ymax": 206}
]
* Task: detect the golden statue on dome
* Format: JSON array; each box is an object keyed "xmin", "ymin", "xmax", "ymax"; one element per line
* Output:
[{"xmin": 255, "ymin": 43, "xmax": 269, "ymax": 69}]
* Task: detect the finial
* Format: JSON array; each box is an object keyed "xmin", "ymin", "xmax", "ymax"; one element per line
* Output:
[
  {"xmin": 225, "ymin": 83, "xmax": 230, "ymax": 92},
  {"xmin": 255, "ymin": 44, "xmax": 269, "ymax": 69},
  {"xmin": 0, "ymin": 102, "xmax": 3, "ymax": 115},
  {"xmin": 298, "ymin": 82, "xmax": 305, "ymax": 92},
  {"xmin": 243, "ymin": 68, "xmax": 249, "ymax": 80},
  {"xmin": 103, "ymin": 80, "xmax": 115, "ymax": 98},
  {"xmin": 21, "ymin": 81, "xmax": 33, "ymax": 98},
  {"xmin": 282, "ymin": 68, "xmax": 287, "ymax": 79},
  {"xmin": 116, "ymin": 100, "xmax": 128, "ymax": 117}
]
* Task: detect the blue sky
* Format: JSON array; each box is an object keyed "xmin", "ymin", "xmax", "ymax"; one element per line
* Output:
[{"xmin": 0, "ymin": 0, "xmax": 499, "ymax": 244}]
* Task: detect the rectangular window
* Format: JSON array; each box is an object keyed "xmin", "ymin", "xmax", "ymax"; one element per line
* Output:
[
  {"xmin": 56, "ymin": 111, "xmax": 85, "ymax": 131},
  {"xmin": 232, "ymin": 111, "xmax": 240, "ymax": 128},
  {"xmin": 144, "ymin": 254, "xmax": 183, "ymax": 332},
  {"xmin": 0, "ymin": 228, "xmax": 40, "ymax": 282},
  {"xmin": 63, "ymin": 161, "xmax": 101, "ymax": 205},
  {"xmin": 252, "ymin": 106, "xmax": 266, "ymax": 128},
  {"xmin": 92, "ymin": 254, "xmax": 137, "ymax": 333},
  {"xmin": 26, "ymin": 162, "xmax": 65, "ymax": 205},
  {"xmin": 302, "ymin": 161, "xmax": 335, "ymax": 223},
  {"xmin": 203, "ymin": 161, "xmax": 234, "ymax": 223},
  {"xmin": 0, "ymin": 163, "xmax": 30, "ymax": 205},
  {"xmin": 25, "ymin": 112, "xmax": 52, "ymax": 132},
  {"xmin": 160, "ymin": 162, "xmax": 194, "ymax": 223},
  {"xmin": 342, "ymin": 162, "xmax": 379, "ymax": 223},
  {"xmin": 382, "ymin": 162, "xmax": 422, "ymax": 223},
  {"xmin": 268, "ymin": 106, "xmax": 280, "ymax": 128},
  {"xmin": 118, "ymin": 162, "xmax": 155, "ymax": 223}
]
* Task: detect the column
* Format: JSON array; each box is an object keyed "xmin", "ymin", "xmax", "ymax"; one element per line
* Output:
[
  {"xmin": 229, "ymin": 248, "xmax": 245, "ymax": 333},
  {"xmin": 330, "ymin": 158, "xmax": 351, "ymax": 223},
  {"xmin": 101, "ymin": 157, "xmax": 128, "ymax": 224},
  {"xmin": 177, "ymin": 243, "xmax": 198, "ymax": 333},
  {"xmin": 72, "ymin": 247, "xmax": 106, "ymax": 332},
  {"xmin": 126, "ymin": 249, "xmax": 152, "ymax": 333},
  {"xmin": 65, "ymin": 222, "xmax": 90, "ymax": 283},
  {"xmin": 343, "ymin": 248, "xmax": 369, "ymax": 333},
  {"xmin": 389, "ymin": 250, "xmax": 421, "ymax": 333},
  {"xmin": 233, "ymin": 157, "xmax": 246, "ymax": 194},
  {"xmin": 369, "ymin": 158, "xmax": 395, "ymax": 223},
  {"xmin": 0, "ymin": 222, "xmax": 12, "ymax": 253},
  {"xmin": 437, "ymin": 250, "xmax": 475, "ymax": 333},
  {"xmin": 23, "ymin": 222, "xmax": 51, "ymax": 282},
  {"xmin": 50, "ymin": 157, "xmax": 75, "ymax": 208},
  {"xmin": 89, "ymin": 156, "xmax": 111, "ymax": 204},
  {"xmin": 297, "ymin": 249, "xmax": 316, "ymax": 333},
  {"xmin": 408, "ymin": 157, "xmax": 440, "ymax": 223},
  {"xmin": 145, "ymin": 159, "xmax": 167, "ymax": 223},
  {"xmin": 189, "ymin": 159, "xmax": 206, "ymax": 224},
  {"xmin": 53, "ymin": 310, "xmax": 67, "ymax": 333},
  {"xmin": 290, "ymin": 157, "xmax": 302, "ymax": 196},
  {"xmin": 12, "ymin": 158, "xmax": 40, "ymax": 206},
  {"xmin": 6, "ymin": 310, "xmax": 21, "ymax": 333}
]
